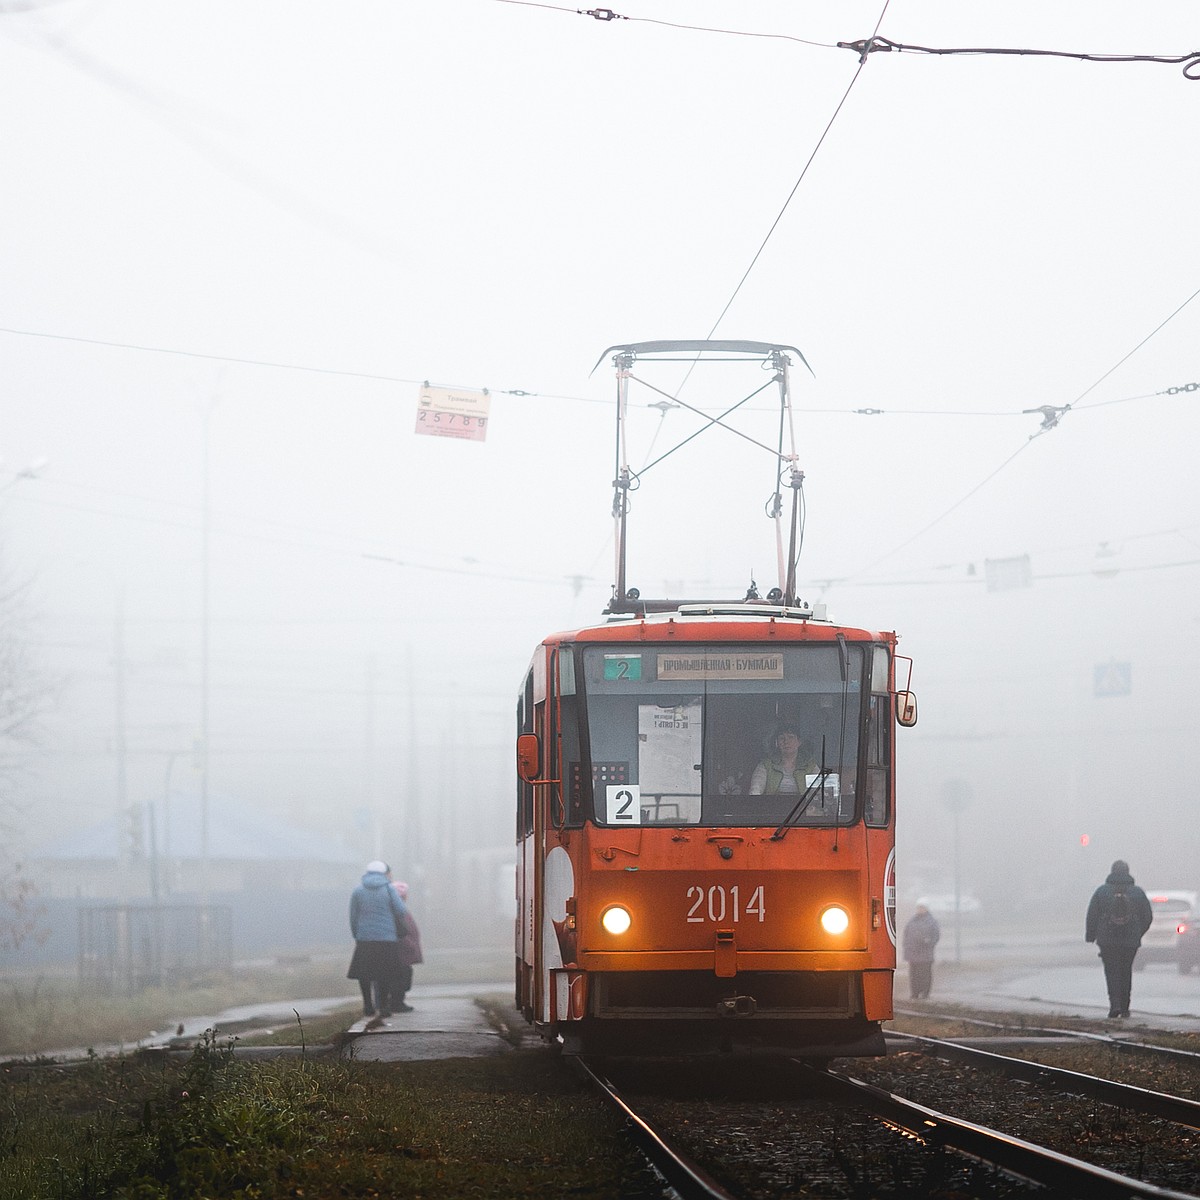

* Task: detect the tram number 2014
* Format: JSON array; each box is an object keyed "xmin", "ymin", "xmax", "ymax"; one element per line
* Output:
[{"xmin": 685, "ymin": 884, "xmax": 765, "ymax": 924}]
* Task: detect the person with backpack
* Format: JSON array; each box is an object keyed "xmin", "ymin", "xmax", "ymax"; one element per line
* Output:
[{"xmin": 1085, "ymin": 858, "xmax": 1154, "ymax": 1019}]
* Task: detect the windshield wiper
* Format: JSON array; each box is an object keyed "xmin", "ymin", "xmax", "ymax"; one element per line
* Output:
[{"xmin": 769, "ymin": 768, "xmax": 834, "ymax": 840}]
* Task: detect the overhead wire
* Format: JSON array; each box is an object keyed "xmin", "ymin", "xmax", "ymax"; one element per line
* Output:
[
  {"xmin": 489, "ymin": 0, "xmax": 839, "ymax": 49},
  {"xmin": 492, "ymin": 1, "xmax": 1200, "ymax": 81},
  {"xmin": 831, "ymin": 554, "xmax": 1200, "ymax": 590},
  {"xmin": 822, "ymin": 519, "xmax": 1200, "ymax": 589},
  {"xmin": 491, "ymin": 0, "xmax": 1199, "ymax": 557},
  {"xmin": 3, "ymin": 9, "xmax": 408, "ymax": 260},
  {"xmin": 840, "ymin": 282, "xmax": 1200, "ymax": 583},
  {"xmin": 704, "ymin": 0, "xmax": 893, "ymax": 343},
  {"xmin": 839, "ymin": 35, "xmax": 1200, "ymax": 81},
  {"xmin": 0, "ymin": 324, "xmax": 601, "ymax": 404},
  {"xmin": 608, "ymin": 0, "xmax": 891, "ymax": 567},
  {"xmin": 5, "ymin": 477, "xmax": 597, "ymax": 591},
  {"xmin": 3, "ymin": 322, "xmax": 1192, "ymax": 422},
  {"xmin": 8, "ymin": 7, "xmax": 1198, "ymax": 607}
]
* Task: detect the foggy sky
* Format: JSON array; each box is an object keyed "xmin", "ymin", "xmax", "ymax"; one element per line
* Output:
[{"xmin": 2, "ymin": 2, "xmax": 1198, "ymax": 905}]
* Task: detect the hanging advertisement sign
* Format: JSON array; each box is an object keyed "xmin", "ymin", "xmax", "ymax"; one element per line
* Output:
[{"xmin": 415, "ymin": 384, "xmax": 490, "ymax": 441}]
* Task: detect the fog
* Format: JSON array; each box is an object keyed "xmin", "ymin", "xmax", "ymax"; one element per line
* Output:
[{"xmin": 2, "ymin": 2, "xmax": 1198, "ymax": 954}]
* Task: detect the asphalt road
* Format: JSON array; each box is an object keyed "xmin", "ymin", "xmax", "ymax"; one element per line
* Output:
[{"xmin": 900, "ymin": 920, "xmax": 1200, "ymax": 1033}]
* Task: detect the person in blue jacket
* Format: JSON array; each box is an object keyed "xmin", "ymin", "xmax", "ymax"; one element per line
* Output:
[{"xmin": 347, "ymin": 860, "xmax": 409, "ymax": 1019}]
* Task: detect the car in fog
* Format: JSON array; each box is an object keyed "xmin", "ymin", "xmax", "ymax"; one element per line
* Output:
[
  {"xmin": 1138, "ymin": 890, "xmax": 1198, "ymax": 967},
  {"xmin": 1176, "ymin": 915, "xmax": 1200, "ymax": 975}
]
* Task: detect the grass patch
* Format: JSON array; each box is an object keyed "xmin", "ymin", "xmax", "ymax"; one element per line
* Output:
[
  {"xmin": 1, "ymin": 947, "xmax": 513, "ymax": 1060},
  {"xmin": 0, "ymin": 1034, "xmax": 655, "ymax": 1199},
  {"xmin": 227, "ymin": 1004, "xmax": 361, "ymax": 1048},
  {"xmin": 0, "ymin": 960, "xmax": 359, "ymax": 1058}
]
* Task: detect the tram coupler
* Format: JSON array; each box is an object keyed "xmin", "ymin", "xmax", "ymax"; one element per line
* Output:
[{"xmin": 717, "ymin": 995, "xmax": 757, "ymax": 1017}]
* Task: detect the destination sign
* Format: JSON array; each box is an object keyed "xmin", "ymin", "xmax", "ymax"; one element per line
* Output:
[{"xmin": 657, "ymin": 653, "xmax": 783, "ymax": 680}]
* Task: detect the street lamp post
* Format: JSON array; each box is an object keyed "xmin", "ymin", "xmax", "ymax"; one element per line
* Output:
[
  {"xmin": 199, "ymin": 399, "xmax": 218, "ymax": 903},
  {"xmin": 941, "ymin": 779, "xmax": 973, "ymax": 964}
]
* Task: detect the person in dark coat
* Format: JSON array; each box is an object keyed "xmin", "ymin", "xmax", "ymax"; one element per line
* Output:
[
  {"xmin": 902, "ymin": 904, "xmax": 941, "ymax": 1000},
  {"xmin": 347, "ymin": 860, "xmax": 409, "ymax": 1019},
  {"xmin": 1085, "ymin": 858, "xmax": 1154, "ymax": 1019},
  {"xmin": 390, "ymin": 880, "xmax": 424, "ymax": 1013}
]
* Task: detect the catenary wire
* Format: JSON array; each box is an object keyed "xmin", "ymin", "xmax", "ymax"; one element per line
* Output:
[
  {"xmin": 704, "ymin": 0, "xmax": 892, "ymax": 343},
  {"xmin": 839, "ymin": 35, "xmax": 1200, "ymax": 81},
  {"xmin": 489, "ymin": 0, "xmax": 839, "ymax": 49},
  {"xmin": 4, "ymin": 14, "xmax": 408, "ymax": 260},
  {"xmin": 839, "ymin": 281, "xmax": 1200, "ymax": 583},
  {"xmin": 656, "ymin": 0, "xmax": 891, "ymax": 418},
  {"xmin": 2, "ymin": 325, "xmax": 1188, "ymax": 421},
  {"xmin": 0, "ymin": 324, "xmax": 597, "ymax": 403},
  {"xmin": 491, "ymin": 1, "xmax": 1200, "ymax": 80}
]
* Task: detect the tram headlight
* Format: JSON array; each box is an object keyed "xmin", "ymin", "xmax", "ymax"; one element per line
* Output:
[
  {"xmin": 601, "ymin": 905, "xmax": 632, "ymax": 935},
  {"xmin": 820, "ymin": 905, "xmax": 850, "ymax": 936}
]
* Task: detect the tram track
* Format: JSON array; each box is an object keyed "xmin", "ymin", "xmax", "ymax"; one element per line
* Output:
[
  {"xmin": 576, "ymin": 1046, "xmax": 1200, "ymax": 1199},
  {"xmin": 572, "ymin": 1056, "xmax": 738, "ymax": 1200},
  {"xmin": 885, "ymin": 1030, "xmax": 1200, "ymax": 1128},
  {"xmin": 892, "ymin": 1005, "xmax": 1200, "ymax": 1067},
  {"xmin": 812, "ymin": 1061, "xmax": 1198, "ymax": 1200}
]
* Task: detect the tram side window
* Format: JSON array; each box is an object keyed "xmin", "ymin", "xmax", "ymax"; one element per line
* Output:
[
  {"xmin": 517, "ymin": 672, "xmax": 534, "ymax": 839},
  {"xmin": 864, "ymin": 693, "xmax": 890, "ymax": 827},
  {"xmin": 559, "ymin": 695, "xmax": 584, "ymax": 826}
]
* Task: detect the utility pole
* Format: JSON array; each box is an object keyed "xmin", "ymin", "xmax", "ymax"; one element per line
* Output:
[
  {"xmin": 941, "ymin": 779, "xmax": 973, "ymax": 964},
  {"xmin": 114, "ymin": 593, "xmax": 130, "ymax": 895},
  {"xmin": 199, "ymin": 399, "xmax": 216, "ymax": 903},
  {"xmin": 364, "ymin": 655, "xmax": 380, "ymax": 858},
  {"xmin": 406, "ymin": 645, "xmax": 421, "ymax": 884}
]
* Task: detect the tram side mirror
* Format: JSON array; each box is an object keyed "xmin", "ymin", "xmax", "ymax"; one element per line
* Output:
[
  {"xmin": 517, "ymin": 733, "xmax": 542, "ymax": 782},
  {"xmin": 895, "ymin": 691, "xmax": 918, "ymax": 728}
]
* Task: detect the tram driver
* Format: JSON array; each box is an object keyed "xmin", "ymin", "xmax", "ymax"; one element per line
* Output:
[{"xmin": 748, "ymin": 725, "xmax": 818, "ymax": 795}]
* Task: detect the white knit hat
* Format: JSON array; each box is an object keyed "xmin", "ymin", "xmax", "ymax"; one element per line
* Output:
[{"xmin": 365, "ymin": 860, "xmax": 389, "ymax": 874}]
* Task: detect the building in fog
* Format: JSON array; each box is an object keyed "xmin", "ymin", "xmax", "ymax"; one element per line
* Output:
[
  {"xmin": 28, "ymin": 788, "xmax": 359, "ymax": 902},
  {"xmin": 9, "ymin": 790, "xmax": 362, "ymax": 968}
]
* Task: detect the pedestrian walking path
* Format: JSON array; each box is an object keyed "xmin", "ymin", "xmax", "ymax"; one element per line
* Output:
[
  {"xmin": 902, "ymin": 961, "xmax": 1200, "ymax": 1034},
  {"xmin": 343, "ymin": 993, "xmax": 516, "ymax": 1062}
]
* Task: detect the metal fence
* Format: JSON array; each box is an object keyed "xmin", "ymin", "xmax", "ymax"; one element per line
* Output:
[{"xmin": 79, "ymin": 904, "xmax": 233, "ymax": 994}]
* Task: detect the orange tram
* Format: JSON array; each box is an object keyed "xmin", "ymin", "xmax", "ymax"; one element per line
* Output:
[{"xmin": 514, "ymin": 341, "xmax": 918, "ymax": 1058}]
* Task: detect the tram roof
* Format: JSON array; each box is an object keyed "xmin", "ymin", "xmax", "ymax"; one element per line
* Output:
[{"xmin": 541, "ymin": 601, "xmax": 896, "ymax": 646}]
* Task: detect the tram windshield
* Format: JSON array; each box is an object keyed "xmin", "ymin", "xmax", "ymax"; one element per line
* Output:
[{"xmin": 580, "ymin": 643, "xmax": 885, "ymax": 828}]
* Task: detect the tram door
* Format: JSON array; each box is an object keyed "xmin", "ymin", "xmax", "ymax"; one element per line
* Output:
[
  {"xmin": 518, "ymin": 645, "xmax": 580, "ymax": 1029},
  {"xmin": 516, "ymin": 646, "xmax": 560, "ymax": 1027},
  {"xmin": 516, "ymin": 664, "xmax": 537, "ymax": 1021}
]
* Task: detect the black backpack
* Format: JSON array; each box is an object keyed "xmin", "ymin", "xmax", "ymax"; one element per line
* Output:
[{"xmin": 1108, "ymin": 887, "xmax": 1132, "ymax": 928}]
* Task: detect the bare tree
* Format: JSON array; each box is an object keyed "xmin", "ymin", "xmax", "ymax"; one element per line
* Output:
[{"xmin": 0, "ymin": 558, "xmax": 52, "ymax": 951}]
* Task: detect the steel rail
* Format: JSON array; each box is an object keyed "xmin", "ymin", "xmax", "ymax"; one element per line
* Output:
[
  {"xmin": 573, "ymin": 1057, "xmax": 738, "ymax": 1200},
  {"xmin": 807, "ymin": 1063, "xmax": 1198, "ymax": 1200},
  {"xmin": 892, "ymin": 1004, "xmax": 1200, "ymax": 1065},
  {"xmin": 1039, "ymin": 1027, "xmax": 1200, "ymax": 1066},
  {"xmin": 887, "ymin": 1031, "xmax": 1200, "ymax": 1130}
]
